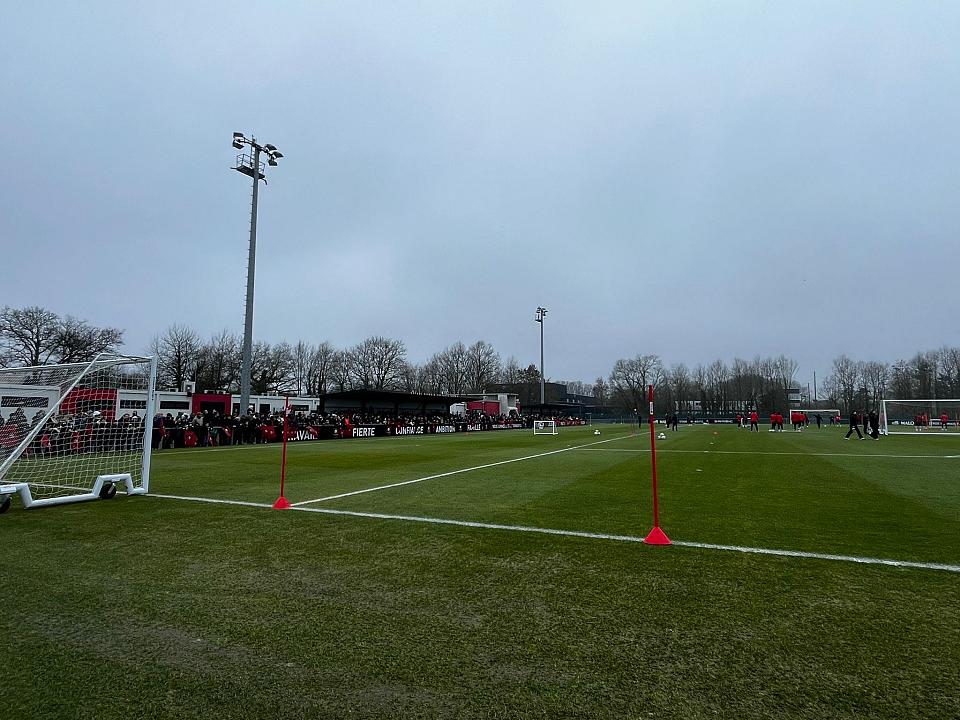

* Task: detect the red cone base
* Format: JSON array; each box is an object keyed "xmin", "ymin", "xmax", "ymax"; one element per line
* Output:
[
  {"xmin": 272, "ymin": 496, "xmax": 292, "ymax": 510},
  {"xmin": 644, "ymin": 526, "xmax": 672, "ymax": 545}
]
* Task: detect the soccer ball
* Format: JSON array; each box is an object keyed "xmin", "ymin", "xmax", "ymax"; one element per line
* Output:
[
  {"xmin": 593, "ymin": 429, "xmax": 601, "ymax": 435},
  {"xmin": 657, "ymin": 433, "xmax": 666, "ymax": 440}
]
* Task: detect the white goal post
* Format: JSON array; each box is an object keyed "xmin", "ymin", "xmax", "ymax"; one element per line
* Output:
[
  {"xmin": 791, "ymin": 409, "xmax": 841, "ymax": 423},
  {"xmin": 533, "ymin": 420, "xmax": 558, "ymax": 436},
  {"xmin": 0, "ymin": 354, "xmax": 157, "ymax": 513},
  {"xmin": 881, "ymin": 399, "xmax": 960, "ymax": 435}
]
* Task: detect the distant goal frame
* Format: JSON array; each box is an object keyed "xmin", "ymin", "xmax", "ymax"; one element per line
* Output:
[
  {"xmin": 881, "ymin": 398, "xmax": 960, "ymax": 435},
  {"xmin": 533, "ymin": 420, "xmax": 558, "ymax": 436}
]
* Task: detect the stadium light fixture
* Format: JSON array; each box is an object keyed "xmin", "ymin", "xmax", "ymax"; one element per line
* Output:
[
  {"xmin": 231, "ymin": 132, "xmax": 283, "ymax": 416},
  {"xmin": 535, "ymin": 306, "xmax": 547, "ymax": 406}
]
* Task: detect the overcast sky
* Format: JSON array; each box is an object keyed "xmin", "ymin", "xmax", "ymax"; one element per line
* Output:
[{"xmin": 3, "ymin": 2, "xmax": 958, "ymax": 390}]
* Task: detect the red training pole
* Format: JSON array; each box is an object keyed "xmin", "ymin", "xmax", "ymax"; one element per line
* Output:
[
  {"xmin": 644, "ymin": 384, "xmax": 671, "ymax": 545},
  {"xmin": 272, "ymin": 395, "xmax": 292, "ymax": 509}
]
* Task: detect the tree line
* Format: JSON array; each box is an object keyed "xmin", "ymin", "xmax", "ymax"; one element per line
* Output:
[
  {"xmin": 3, "ymin": 305, "xmax": 957, "ymax": 415},
  {"xmin": 149, "ymin": 324, "xmax": 517, "ymax": 398},
  {"xmin": 822, "ymin": 348, "xmax": 960, "ymax": 413}
]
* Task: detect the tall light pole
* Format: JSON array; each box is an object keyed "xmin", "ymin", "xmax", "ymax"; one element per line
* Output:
[
  {"xmin": 535, "ymin": 306, "xmax": 547, "ymax": 406},
  {"xmin": 232, "ymin": 132, "xmax": 283, "ymax": 416}
]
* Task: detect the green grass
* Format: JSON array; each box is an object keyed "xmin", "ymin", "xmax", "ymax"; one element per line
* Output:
[{"xmin": 2, "ymin": 424, "xmax": 958, "ymax": 718}]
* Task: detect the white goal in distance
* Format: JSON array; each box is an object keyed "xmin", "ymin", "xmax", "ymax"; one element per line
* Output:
[
  {"xmin": 791, "ymin": 409, "xmax": 841, "ymax": 424},
  {"xmin": 0, "ymin": 354, "xmax": 157, "ymax": 513},
  {"xmin": 881, "ymin": 399, "xmax": 960, "ymax": 435},
  {"xmin": 533, "ymin": 420, "xmax": 558, "ymax": 436}
]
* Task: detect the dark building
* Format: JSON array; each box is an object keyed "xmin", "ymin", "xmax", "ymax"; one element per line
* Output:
[{"xmin": 486, "ymin": 382, "xmax": 597, "ymax": 417}]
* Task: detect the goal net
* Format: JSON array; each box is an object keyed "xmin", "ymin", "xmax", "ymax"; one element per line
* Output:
[
  {"xmin": 881, "ymin": 399, "xmax": 960, "ymax": 435},
  {"xmin": 533, "ymin": 420, "xmax": 558, "ymax": 435},
  {"xmin": 791, "ymin": 409, "xmax": 841, "ymax": 425},
  {"xmin": 0, "ymin": 354, "xmax": 156, "ymax": 512}
]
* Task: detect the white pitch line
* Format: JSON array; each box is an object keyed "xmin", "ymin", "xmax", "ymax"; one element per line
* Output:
[
  {"xmin": 146, "ymin": 493, "xmax": 960, "ymax": 573},
  {"xmin": 577, "ymin": 448, "xmax": 960, "ymax": 460},
  {"xmin": 291, "ymin": 434, "xmax": 636, "ymax": 507},
  {"xmin": 151, "ymin": 493, "xmax": 271, "ymax": 508}
]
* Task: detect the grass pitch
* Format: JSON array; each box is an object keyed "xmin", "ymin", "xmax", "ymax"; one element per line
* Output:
[{"xmin": 2, "ymin": 424, "xmax": 958, "ymax": 718}]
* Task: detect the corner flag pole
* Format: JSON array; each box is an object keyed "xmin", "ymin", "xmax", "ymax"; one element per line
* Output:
[
  {"xmin": 272, "ymin": 395, "xmax": 292, "ymax": 510},
  {"xmin": 644, "ymin": 384, "xmax": 671, "ymax": 545}
]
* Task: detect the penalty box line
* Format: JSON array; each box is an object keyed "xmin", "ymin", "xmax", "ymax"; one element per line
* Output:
[
  {"xmin": 291, "ymin": 433, "xmax": 637, "ymax": 507},
  {"xmin": 146, "ymin": 493, "xmax": 960, "ymax": 574}
]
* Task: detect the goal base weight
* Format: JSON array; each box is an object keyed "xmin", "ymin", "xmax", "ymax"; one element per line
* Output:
[
  {"xmin": 272, "ymin": 496, "xmax": 292, "ymax": 510},
  {"xmin": 1, "ymin": 473, "xmax": 142, "ymax": 511}
]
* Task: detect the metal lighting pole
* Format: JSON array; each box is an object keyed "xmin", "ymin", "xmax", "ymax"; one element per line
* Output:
[
  {"xmin": 231, "ymin": 132, "xmax": 283, "ymax": 416},
  {"xmin": 535, "ymin": 307, "xmax": 547, "ymax": 406}
]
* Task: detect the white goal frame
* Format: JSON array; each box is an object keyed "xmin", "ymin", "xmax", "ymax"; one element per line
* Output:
[
  {"xmin": 791, "ymin": 409, "xmax": 841, "ymax": 423},
  {"xmin": 533, "ymin": 420, "xmax": 558, "ymax": 436},
  {"xmin": 0, "ymin": 354, "xmax": 157, "ymax": 512},
  {"xmin": 881, "ymin": 398, "xmax": 960, "ymax": 435}
]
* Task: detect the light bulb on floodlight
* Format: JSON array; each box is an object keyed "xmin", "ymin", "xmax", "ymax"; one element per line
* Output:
[
  {"xmin": 268, "ymin": 158, "xmax": 278, "ymax": 166},
  {"xmin": 264, "ymin": 144, "xmax": 277, "ymax": 152},
  {"xmin": 271, "ymin": 151, "xmax": 283, "ymax": 159}
]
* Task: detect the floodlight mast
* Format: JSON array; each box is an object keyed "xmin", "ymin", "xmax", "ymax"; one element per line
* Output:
[
  {"xmin": 231, "ymin": 132, "xmax": 283, "ymax": 417},
  {"xmin": 535, "ymin": 307, "xmax": 547, "ymax": 406}
]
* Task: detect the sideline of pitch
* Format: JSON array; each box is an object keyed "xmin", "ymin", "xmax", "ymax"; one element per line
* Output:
[
  {"xmin": 578, "ymin": 447, "xmax": 960, "ymax": 460},
  {"xmin": 145, "ymin": 492, "xmax": 960, "ymax": 574},
  {"xmin": 291, "ymin": 433, "xmax": 637, "ymax": 507}
]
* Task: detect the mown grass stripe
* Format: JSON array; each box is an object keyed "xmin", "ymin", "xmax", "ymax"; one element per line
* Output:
[
  {"xmin": 291, "ymin": 433, "xmax": 635, "ymax": 507},
  {"xmin": 147, "ymin": 492, "xmax": 960, "ymax": 573}
]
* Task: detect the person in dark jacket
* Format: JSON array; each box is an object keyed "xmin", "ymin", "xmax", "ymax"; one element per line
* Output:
[
  {"xmin": 868, "ymin": 410, "xmax": 880, "ymax": 439},
  {"xmin": 845, "ymin": 410, "xmax": 864, "ymax": 439}
]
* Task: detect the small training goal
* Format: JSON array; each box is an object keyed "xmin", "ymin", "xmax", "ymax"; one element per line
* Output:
[
  {"xmin": 791, "ymin": 409, "xmax": 841, "ymax": 425},
  {"xmin": 533, "ymin": 420, "xmax": 558, "ymax": 436},
  {"xmin": 881, "ymin": 399, "xmax": 960, "ymax": 435},
  {"xmin": 0, "ymin": 354, "xmax": 156, "ymax": 513}
]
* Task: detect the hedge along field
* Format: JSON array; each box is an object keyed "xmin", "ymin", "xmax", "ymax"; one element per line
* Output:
[{"xmin": 1, "ymin": 423, "xmax": 957, "ymax": 719}]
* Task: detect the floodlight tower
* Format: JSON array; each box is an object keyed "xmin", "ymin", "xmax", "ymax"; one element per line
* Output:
[
  {"xmin": 231, "ymin": 132, "xmax": 283, "ymax": 416},
  {"xmin": 535, "ymin": 306, "xmax": 547, "ymax": 406}
]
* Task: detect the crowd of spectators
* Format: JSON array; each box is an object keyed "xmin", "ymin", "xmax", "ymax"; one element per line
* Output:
[
  {"xmin": 0, "ymin": 407, "xmax": 146, "ymax": 458},
  {"xmin": 1, "ymin": 405, "xmax": 583, "ymax": 457}
]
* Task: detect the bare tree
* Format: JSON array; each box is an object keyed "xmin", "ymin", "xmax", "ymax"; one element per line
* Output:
[
  {"xmin": 466, "ymin": 340, "xmax": 501, "ymax": 393},
  {"xmin": 825, "ymin": 354, "xmax": 859, "ymax": 413},
  {"xmin": 938, "ymin": 346, "xmax": 960, "ymax": 398},
  {"xmin": 152, "ymin": 324, "xmax": 202, "ymax": 390},
  {"xmin": 54, "ymin": 316, "xmax": 124, "ymax": 363},
  {"xmin": 862, "ymin": 361, "xmax": 889, "ymax": 409},
  {"xmin": 196, "ymin": 329, "xmax": 240, "ymax": 393},
  {"xmin": 432, "ymin": 342, "xmax": 470, "ymax": 394},
  {"xmin": 502, "ymin": 356, "xmax": 522, "ymax": 384},
  {"xmin": 708, "ymin": 360, "xmax": 729, "ymax": 413},
  {"xmin": 0, "ymin": 306, "xmax": 123, "ymax": 366},
  {"xmin": 418, "ymin": 358, "xmax": 444, "ymax": 395},
  {"xmin": 669, "ymin": 363, "xmax": 691, "ymax": 412},
  {"xmin": 592, "ymin": 376, "xmax": 609, "ymax": 407},
  {"xmin": 250, "ymin": 341, "xmax": 295, "ymax": 395},
  {"xmin": 0, "ymin": 306, "xmax": 62, "ymax": 366},
  {"xmin": 347, "ymin": 336, "xmax": 407, "ymax": 390},
  {"xmin": 306, "ymin": 341, "xmax": 337, "ymax": 396},
  {"xmin": 888, "ymin": 359, "xmax": 914, "ymax": 400},
  {"xmin": 563, "ymin": 380, "xmax": 592, "ymax": 396},
  {"xmin": 608, "ymin": 354, "xmax": 662, "ymax": 414},
  {"xmin": 329, "ymin": 350, "xmax": 351, "ymax": 392}
]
